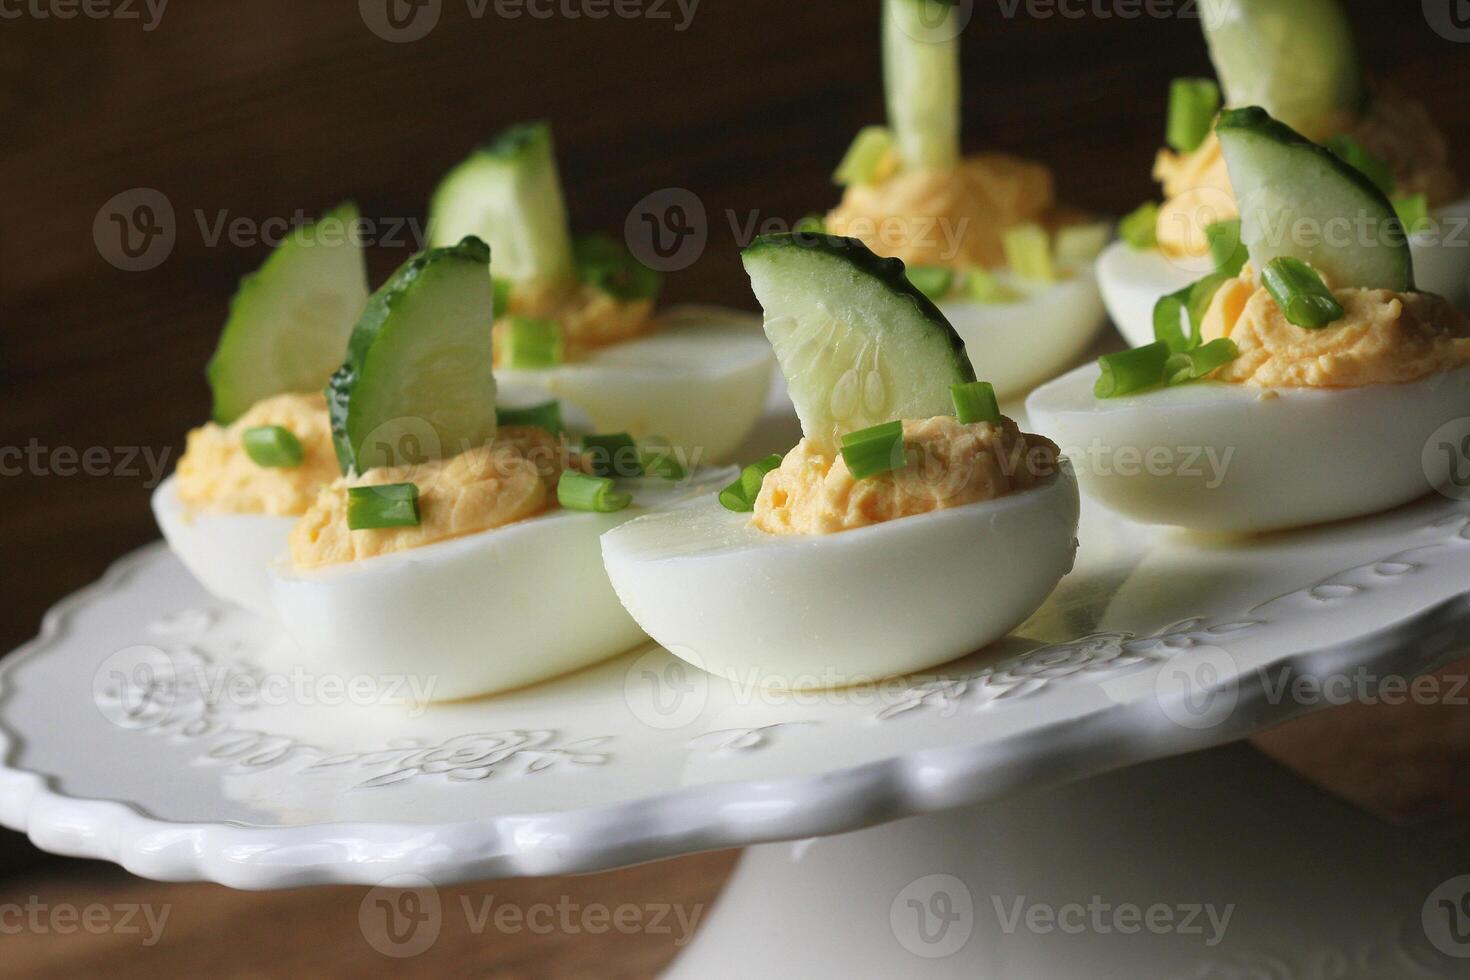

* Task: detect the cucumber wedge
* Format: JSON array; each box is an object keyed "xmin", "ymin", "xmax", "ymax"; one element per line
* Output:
[
  {"xmin": 883, "ymin": 0, "xmax": 961, "ymax": 171},
  {"xmin": 1201, "ymin": 0, "xmax": 1363, "ymax": 138},
  {"xmin": 328, "ymin": 237, "xmax": 498, "ymax": 475},
  {"xmin": 205, "ymin": 202, "xmax": 369, "ymax": 424},
  {"xmin": 741, "ymin": 233, "xmax": 975, "ymax": 451},
  {"xmin": 1216, "ymin": 107, "xmax": 1413, "ymax": 292},
  {"xmin": 428, "ymin": 122, "xmax": 575, "ymax": 291}
]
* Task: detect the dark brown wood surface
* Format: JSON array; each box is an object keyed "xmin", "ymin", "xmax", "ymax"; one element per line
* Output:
[{"xmin": 3, "ymin": 2, "xmax": 1470, "ymax": 975}]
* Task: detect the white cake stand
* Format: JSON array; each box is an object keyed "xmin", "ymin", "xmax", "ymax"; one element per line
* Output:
[{"xmin": 4, "ymin": 394, "xmax": 1470, "ymax": 977}]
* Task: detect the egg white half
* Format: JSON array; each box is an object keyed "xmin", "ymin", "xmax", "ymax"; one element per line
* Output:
[
  {"xmin": 600, "ymin": 467, "xmax": 1080, "ymax": 691},
  {"xmin": 938, "ymin": 263, "xmax": 1107, "ymax": 399},
  {"xmin": 1027, "ymin": 363, "xmax": 1470, "ymax": 534},
  {"xmin": 496, "ymin": 305, "xmax": 774, "ymax": 463},
  {"xmin": 269, "ymin": 474, "xmax": 731, "ymax": 702},
  {"xmin": 1098, "ymin": 196, "xmax": 1470, "ymax": 348},
  {"xmin": 152, "ymin": 475, "xmax": 293, "ymax": 620}
]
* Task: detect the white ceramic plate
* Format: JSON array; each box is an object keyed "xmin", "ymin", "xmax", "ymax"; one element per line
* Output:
[{"xmin": 3, "ymin": 401, "xmax": 1470, "ymax": 888}]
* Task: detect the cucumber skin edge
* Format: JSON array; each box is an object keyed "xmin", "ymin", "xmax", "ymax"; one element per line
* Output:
[
  {"xmin": 1215, "ymin": 107, "xmax": 1415, "ymax": 292},
  {"xmin": 327, "ymin": 236, "xmax": 493, "ymax": 475},
  {"xmin": 740, "ymin": 233, "xmax": 977, "ymax": 385}
]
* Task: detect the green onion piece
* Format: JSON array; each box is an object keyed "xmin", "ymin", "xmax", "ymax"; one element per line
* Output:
[
  {"xmin": 503, "ymin": 315, "xmax": 564, "ymax": 369},
  {"xmin": 1326, "ymin": 136, "xmax": 1395, "ymax": 196},
  {"xmin": 840, "ymin": 420, "xmax": 907, "ymax": 480},
  {"xmin": 639, "ymin": 437, "xmax": 685, "ymax": 480},
  {"xmin": 492, "ymin": 276, "xmax": 514, "ymax": 317},
  {"xmin": 241, "ymin": 425, "xmax": 304, "ymax": 469},
  {"xmin": 1003, "ymin": 223, "xmax": 1056, "ymax": 282},
  {"xmin": 966, "ymin": 267, "xmax": 1018, "ymax": 304},
  {"xmin": 719, "ymin": 453, "xmax": 783, "ymax": 513},
  {"xmin": 347, "ymin": 483, "xmax": 421, "ymax": 530},
  {"xmin": 951, "ymin": 381, "xmax": 1001, "ymax": 425},
  {"xmin": 1164, "ymin": 338, "xmax": 1239, "ymax": 386},
  {"xmin": 573, "ymin": 233, "xmax": 661, "ymax": 301},
  {"xmin": 1261, "ymin": 257, "xmax": 1345, "ymax": 330},
  {"xmin": 907, "ymin": 265, "xmax": 954, "ymax": 300},
  {"xmin": 1204, "ymin": 218, "xmax": 1247, "ymax": 277},
  {"xmin": 582, "ymin": 432, "xmax": 642, "ymax": 479},
  {"xmin": 1394, "ymin": 194, "xmax": 1431, "ymax": 236},
  {"xmin": 496, "ymin": 400, "xmax": 563, "ymax": 434},
  {"xmin": 793, "ymin": 213, "xmax": 826, "ymax": 234},
  {"xmin": 1152, "ymin": 273, "xmax": 1230, "ymax": 353},
  {"xmin": 557, "ymin": 471, "xmax": 632, "ymax": 513},
  {"xmin": 833, "ymin": 126, "xmax": 895, "ymax": 186},
  {"xmin": 1119, "ymin": 202, "xmax": 1160, "ymax": 251},
  {"xmin": 1095, "ymin": 343, "xmax": 1170, "ymax": 398},
  {"xmin": 1165, "ymin": 77, "xmax": 1221, "ymax": 154},
  {"xmin": 1054, "ymin": 223, "xmax": 1112, "ymax": 266}
]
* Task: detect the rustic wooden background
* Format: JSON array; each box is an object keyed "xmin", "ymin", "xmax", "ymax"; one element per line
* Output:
[{"xmin": 3, "ymin": 1, "xmax": 1469, "ymax": 975}]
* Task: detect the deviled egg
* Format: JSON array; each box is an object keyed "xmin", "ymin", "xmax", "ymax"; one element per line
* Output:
[
  {"xmin": 602, "ymin": 234, "xmax": 1080, "ymax": 691},
  {"xmin": 806, "ymin": 0, "xmax": 1107, "ymax": 399},
  {"xmin": 152, "ymin": 203, "xmax": 369, "ymax": 617},
  {"xmin": 268, "ymin": 237, "xmax": 719, "ymax": 701},
  {"xmin": 428, "ymin": 122, "xmax": 773, "ymax": 462},
  {"xmin": 1031, "ymin": 107, "xmax": 1470, "ymax": 535},
  {"xmin": 1099, "ymin": 0, "xmax": 1470, "ymax": 347}
]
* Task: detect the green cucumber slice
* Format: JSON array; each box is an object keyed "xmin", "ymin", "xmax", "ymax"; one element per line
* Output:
[
  {"xmin": 328, "ymin": 237, "xmax": 499, "ymax": 475},
  {"xmin": 1201, "ymin": 0, "xmax": 1364, "ymax": 137},
  {"xmin": 1216, "ymin": 107, "xmax": 1413, "ymax": 292},
  {"xmin": 882, "ymin": 0, "xmax": 961, "ymax": 171},
  {"xmin": 741, "ymin": 233, "xmax": 975, "ymax": 451},
  {"xmin": 428, "ymin": 122, "xmax": 575, "ymax": 291},
  {"xmin": 205, "ymin": 202, "xmax": 369, "ymax": 424}
]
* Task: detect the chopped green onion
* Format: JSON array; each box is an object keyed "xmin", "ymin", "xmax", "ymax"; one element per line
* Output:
[
  {"xmin": 492, "ymin": 276, "xmax": 514, "ymax": 317},
  {"xmin": 582, "ymin": 432, "xmax": 642, "ymax": 478},
  {"xmin": 241, "ymin": 425, "xmax": 304, "ymax": 469},
  {"xmin": 1054, "ymin": 223, "xmax": 1112, "ymax": 266},
  {"xmin": 965, "ymin": 267, "xmax": 1018, "ymax": 304},
  {"xmin": 1164, "ymin": 338, "xmax": 1239, "ymax": 385},
  {"xmin": 347, "ymin": 483, "xmax": 421, "ymax": 530},
  {"xmin": 1119, "ymin": 202, "xmax": 1160, "ymax": 251},
  {"xmin": 1326, "ymin": 136, "xmax": 1394, "ymax": 196},
  {"xmin": 496, "ymin": 400, "xmax": 563, "ymax": 434},
  {"xmin": 503, "ymin": 316, "xmax": 564, "ymax": 369},
  {"xmin": 840, "ymin": 420, "xmax": 907, "ymax": 480},
  {"xmin": 951, "ymin": 381, "xmax": 1001, "ymax": 425},
  {"xmin": 573, "ymin": 233, "xmax": 661, "ymax": 301},
  {"xmin": 907, "ymin": 265, "xmax": 954, "ymax": 300},
  {"xmin": 793, "ymin": 213, "xmax": 826, "ymax": 234},
  {"xmin": 1261, "ymin": 257, "xmax": 1345, "ymax": 330},
  {"xmin": 1003, "ymin": 223, "xmax": 1055, "ymax": 282},
  {"xmin": 1152, "ymin": 272, "xmax": 1230, "ymax": 353},
  {"xmin": 1165, "ymin": 78, "xmax": 1221, "ymax": 154},
  {"xmin": 639, "ymin": 437, "xmax": 685, "ymax": 480},
  {"xmin": 1204, "ymin": 218, "xmax": 1247, "ymax": 277},
  {"xmin": 557, "ymin": 471, "xmax": 632, "ymax": 513},
  {"xmin": 719, "ymin": 454, "xmax": 783, "ymax": 512},
  {"xmin": 1095, "ymin": 343, "xmax": 1170, "ymax": 399},
  {"xmin": 1394, "ymin": 194, "xmax": 1431, "ymax": 236},
  {"xmin": 833, "ymin": 126, "xmax": 895, "ymax": 186}
]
